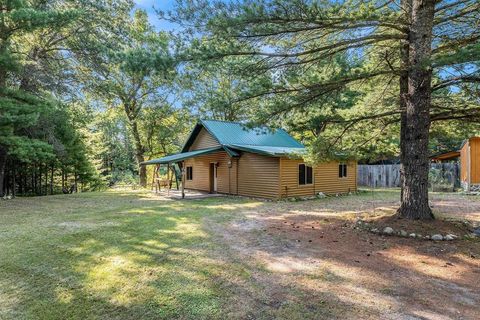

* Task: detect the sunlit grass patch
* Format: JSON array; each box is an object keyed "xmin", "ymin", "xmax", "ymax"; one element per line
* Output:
[{"xmin": 0, "ymin": 190, "xmax": 251, "ymax": 319}]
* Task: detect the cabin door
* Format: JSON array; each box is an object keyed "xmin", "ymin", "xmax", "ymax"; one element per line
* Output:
[{"xmin": 209, "ymin": 163, "xmax": 218, "ymax": 193}]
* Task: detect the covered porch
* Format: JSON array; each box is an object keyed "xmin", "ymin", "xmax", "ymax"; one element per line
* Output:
[
  {"xmin": 141, "ymin": 146, "xmax": 236, "ymax": 199},
  {"xmin": 152, "ymin": 188, "xmax": 226, "ymax": 200}
]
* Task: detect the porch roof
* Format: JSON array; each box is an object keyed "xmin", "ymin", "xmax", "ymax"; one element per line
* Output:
[{"xmin": 141, "ymin": 146, "xmax": 223, "ymax": 165}]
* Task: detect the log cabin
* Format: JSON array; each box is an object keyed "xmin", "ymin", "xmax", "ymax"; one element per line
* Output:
[
  {"xmin": 432, "ymin": 137, "xmax": 480, "ymax": 192},
  {"xmin": 143, "ymin": 120, "xmax": 357, "ymax": 199}
]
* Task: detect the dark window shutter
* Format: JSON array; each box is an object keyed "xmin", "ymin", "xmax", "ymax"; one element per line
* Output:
[
  {"xmin": 299, "ymin": 164, "xmax": 306, "ymax": 185},
  {"xmin": 306, "ymin": 166, "xmax": 313, "ymax": 184},
  {"xmin": 186, "ymin": 166, "xmax": 193, "ymax": 180},
  {"xmin": 339, "ymin": 164, "xmax": 347, "ymax": 178}
]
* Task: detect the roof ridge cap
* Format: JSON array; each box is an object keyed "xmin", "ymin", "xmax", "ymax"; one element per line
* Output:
[{"xmin": 201, "ymin": 119, "xmax": 245, "ymax": 125}]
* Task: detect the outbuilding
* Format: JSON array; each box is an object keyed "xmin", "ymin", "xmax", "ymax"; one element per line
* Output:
[{"xmin": 431, "ymin": 137, "xmax": 480, "ymax": 192}]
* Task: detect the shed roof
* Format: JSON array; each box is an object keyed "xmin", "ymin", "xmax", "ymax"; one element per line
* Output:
[{"xmin": 430, "ymin": 151, "xmax": 460, "ymax": 161}]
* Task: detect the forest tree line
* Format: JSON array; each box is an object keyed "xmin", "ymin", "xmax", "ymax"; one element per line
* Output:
[{"xmin": 0, "ymin": 0, "xmax": 479, "ymax": 219}]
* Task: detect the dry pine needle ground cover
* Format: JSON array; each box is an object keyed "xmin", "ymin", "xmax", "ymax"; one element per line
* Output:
[{"xmin": 0, "ymin": 189, "xmax": 479, "ymax": 319}]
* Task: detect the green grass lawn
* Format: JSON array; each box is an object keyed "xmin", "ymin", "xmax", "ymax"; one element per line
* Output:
[
  {"xmin": 1, "ymin": 189, "xmax": 479, "ymax": 320},
  {"xmin": 0, "ymin": 190, "xmax": 261, "ymax": 320}
]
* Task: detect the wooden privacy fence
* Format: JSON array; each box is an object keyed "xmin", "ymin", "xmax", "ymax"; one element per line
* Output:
[{"xmin": 358, "ymin": 163, "xmax": 460, "ymax": 190}]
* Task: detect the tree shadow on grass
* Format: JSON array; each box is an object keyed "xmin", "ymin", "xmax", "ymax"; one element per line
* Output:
[{"xmin": 0, "ymin": 197, "xmax": 262, "ymax": 319}]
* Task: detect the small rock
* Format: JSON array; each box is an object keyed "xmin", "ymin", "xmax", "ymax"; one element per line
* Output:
[
  {"xmin": 371, "ymin": 228, "xmax": 379, "ymax": 233},
  {"xmin": 473, "ymin": 228, "xmax": 480, "ymax": 236},
  {"xmin": 416, "ymin": 234, "xmax": 422, "ymax": 238},
  {"xmin": 424, "ymin": 235, "xmax": 430, "ymax": 240},
  {"xmin": 409, "ymin": 233, "xmax": 416, "ymax": 238},
  {"xmin": 383, "ymin": 227, "xmax": 394, "ymax": 235},
  {"xmin": 400, "ymin": 230, "xmax": 408, "ymax": 237},
  {"xmin": 445, "ymin": 234, "xmax": 455, "ymax": 241},
  {"xmin": 432, "ymin": 234, "xmax": 443, "ymax": 241}
]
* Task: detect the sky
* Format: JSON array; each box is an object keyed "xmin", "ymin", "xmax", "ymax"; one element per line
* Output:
[{"xmin": 133, "ymin": 0, "xmax": 178, "ymax": 31}]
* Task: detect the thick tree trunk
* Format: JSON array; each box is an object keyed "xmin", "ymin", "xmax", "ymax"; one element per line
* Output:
[
  {"xmin": 0, "ymin": 145, "xmax": 6, "ymax": 198},
  {"xmin": 399, "ymin": 0, "xmax": 411, "ymax": 203},
  {"xmin": 397, "ymin": 0, "xmax": 435, "ymax": 220},
  {"xmin": 129, "ymin": 117, "xmax": 147, "ymax": 187}
]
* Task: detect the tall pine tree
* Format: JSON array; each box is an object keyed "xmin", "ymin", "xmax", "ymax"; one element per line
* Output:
[{"xmin": 171, "ymin": 0, "xmax": 480, "ymax": 219}]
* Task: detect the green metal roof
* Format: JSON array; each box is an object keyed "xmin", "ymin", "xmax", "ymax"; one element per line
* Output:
[
  {"xmin": 202, "ymin": 119, "xmax": 304, "ymax": 147},
  {"xmin": 141, "ymin": 147, "xmax": 223, "ymax": 165},
  {"xmin": 182, "ymin": 119, "xmax": 304, "ymax": 152},
  {"xmin": 145, "ymin": 120, "xmax": 306, "ymax": 165},
  {"xmin": 227, "ymin": 144, "xmax": 306, "ymax": 157}
]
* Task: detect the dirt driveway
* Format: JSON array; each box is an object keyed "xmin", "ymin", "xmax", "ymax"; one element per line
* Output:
[{"xmin": 207, "ymin": 191, "xmax": 480, "ymax": 319}]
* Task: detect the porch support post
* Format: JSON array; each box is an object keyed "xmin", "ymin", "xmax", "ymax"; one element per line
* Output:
[
  {"xmin": 154, "ymin": 164, "xmax": 160, "ymax": 193},
  {"xmin": 181, "ymin": 161, "xmax": 185, "ymax": 199},
  {"xmin": 167, "ymin": 163, "xmax": 171, "ymax": 196}
]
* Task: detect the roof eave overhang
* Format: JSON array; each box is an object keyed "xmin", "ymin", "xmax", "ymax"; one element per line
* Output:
[
  {"xmin": 430, "ymin": 151, "xmax": 461, "ymax": 161},
  {"xmin": 227, "ymin": 144, "xmax": 306, "ymax": 158},
  {"xmin": 181, "ymin": 120, "xmax": 223, "ymax": 152},
  {"xmin": 180, "ymin": 122, "xmax": 203, "ymax": 152},
  {"xmin": 141, "ymin": 146, "xmax": 224, "ymax": 165}
]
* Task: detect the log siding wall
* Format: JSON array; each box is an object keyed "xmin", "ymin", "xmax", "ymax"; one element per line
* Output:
[
  {"xmin": 470, "ymin": 138, "xmax": 480, "ymax": 184},
  {"xmin": 280, "ymin": 158, "xmax": 357, "ymax": 198},
  {"xmin": 460, "ymin": 137, "xmax": 480, "ymax": 186},
  {"xmin": 237, "ymin": 153, "xmax": 280, "ymax": 199},
  {"xmin": 189, "ymin": 128, "xmax": 220, "ymax": 151},
  {"xmin": 184, "ymin": 152, "xmax": 237, "ymax": 194}
]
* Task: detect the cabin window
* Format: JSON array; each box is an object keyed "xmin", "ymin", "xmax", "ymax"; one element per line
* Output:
[
  {"xmin": 339, "ymin": 163, "xmax": 347, "ymax": 178},
  {"xmin": 186, "ymin": 166, "xmax": 193, "ymax": 180},
  {"xmin": 299, "ymin": 164, "xmax": 313, "ymax": 185}
]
